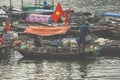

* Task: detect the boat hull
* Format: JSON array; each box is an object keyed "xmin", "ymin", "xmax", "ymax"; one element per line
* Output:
[
  {"xmin": 16, "ymin": 46, "xmax": 120, "ymax": 59},
  {"xmin": 100, "ymin": 47, "xmax": 120, "ymax": 56},
  {"xmin": 16, "ymin": 49, "xmax": 94, "ymax": 59}
]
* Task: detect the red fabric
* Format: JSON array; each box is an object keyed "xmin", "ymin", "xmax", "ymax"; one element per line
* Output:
[
  {"xmin": 64, "ymin": 8, "xmax": 71, "ymax": 26},
  {"xmin": 51, "ymin": 3, "xmax": 64, "ymax": 23},
  {"xmin": 4, "ymin": 18, "xmax": 11, "ymax": 33}
]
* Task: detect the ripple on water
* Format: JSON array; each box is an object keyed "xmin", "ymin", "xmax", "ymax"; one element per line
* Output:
[{"xmin": 0, "ymin": 52, "xmax": 120, "ymax": 80}]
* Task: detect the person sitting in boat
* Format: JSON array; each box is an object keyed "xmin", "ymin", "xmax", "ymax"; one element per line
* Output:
[
  {"xmin": 33, "ymin": 36, "xmax": 42, "ymax": 47},
  {"xmin": 78, "ymin": 21, "xmax": 91, "ymax": 52}
]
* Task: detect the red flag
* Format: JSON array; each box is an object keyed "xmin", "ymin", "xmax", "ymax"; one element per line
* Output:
[
  {"xmin": 64, "ymin": 8, "xmax": 71, "ymax": 25},
  {"xmin": 51, "ymin": 3, "xmax": 64, "ymax": 23},
  {"xmin": 4, "ymin": 18, "xmax": 11, "ymax": 33}
]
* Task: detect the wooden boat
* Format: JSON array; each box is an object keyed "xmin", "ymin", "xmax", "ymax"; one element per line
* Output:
[
  {"xmin": 0, "ymin": 43, "xmax": 13, "ymax": 53},
  {"xmin": 14, "ymin": 37, "xmax": 120, "ymax": 59},
  {"xmin": 15, "ymin": 47, "xmax": 94, "ymax": 59},
  {"xmin": 100, "ymin": 46, "xmax": 120, "ymax": 56},
  {"xmin": 21, "ymin": 0, "xmax": 54, "ymax": 11},
  {"xmin": 110, "ymin": 30, "xmax": 120, "ymax": 37},
  {"xmin": 0, "ymin": 42, "xmax": 15, "ymax": 59},
  {"xmin": 15, "ymin": 45, "xmax": 120, "ymax": 59},
  {"xmin": 12, "ymin": 3, "xmax": 119, "ymax": 59},
  {"xmin": 1, "ymin": 1, "xmax": 54, "ymax": 22},
  {"xmin": 20, "ymin": 3, "xmax": 70, "ymax": 36},
  {"xmin": 0, "ymin": 35, "xmax": 15, "ymax": 54}
]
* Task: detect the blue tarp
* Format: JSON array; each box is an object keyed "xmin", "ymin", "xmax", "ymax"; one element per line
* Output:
[
  {"xmin": 103, "ymin": 12, "xmax": 120, "ymax": 17},
  {"xmin": 50, "ymin": 40, "xmax": 63, "ymax": 46}
]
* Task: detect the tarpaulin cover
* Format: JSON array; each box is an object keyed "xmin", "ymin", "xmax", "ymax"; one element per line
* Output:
[
  {"xmin": 24, "ymin": 25, "xmax": 70, "ymax": 36},
  {"xmin": 25, "ymin": 14, "xmax": 51, "ymax": 23},
  {"xmin": 103, "ymin": 12, "xmax": 120, "ymax": 17},
  {"xmin": 35, "ymin": 9, "xmax": 54, "ymax": 13}
]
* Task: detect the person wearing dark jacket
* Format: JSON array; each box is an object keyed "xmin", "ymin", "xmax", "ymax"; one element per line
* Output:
[{"xmin": 78, "ymin": 22, "xmax": 91, "ymax": 52}]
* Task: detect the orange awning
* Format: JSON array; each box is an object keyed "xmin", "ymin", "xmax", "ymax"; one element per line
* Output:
[{"xmin": 24, "ymin": 25, "xmax": 70, "ymax": 36}]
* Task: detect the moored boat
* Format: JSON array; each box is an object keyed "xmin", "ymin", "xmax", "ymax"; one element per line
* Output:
[
  {"xmin": 15, "ymin": 46, "xmax": 94, "ymax": 59},
  {"xmin": 15, "ymin": 45, "xmax": 120, "ymax": 59},
  {"xmin": 99, "ymin": 46, "xmax": 120, "ymax": 56},
  {"xmin": 14, "ymin": 3, "xmax": 120, "ymax": 59},
  {"xmin": 110, "ymin": 30, "xmax": 120, "ymax": 37}
]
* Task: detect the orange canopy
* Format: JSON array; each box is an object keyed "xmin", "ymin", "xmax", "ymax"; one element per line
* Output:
[{"xmin": 24, "ymin": 25, "xmax": 70, "ymax": 36}]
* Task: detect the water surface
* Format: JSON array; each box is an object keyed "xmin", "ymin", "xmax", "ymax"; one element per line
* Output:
[{"xmin": 0, "ymin": 51, "xmax": 120, "ymax": 80}]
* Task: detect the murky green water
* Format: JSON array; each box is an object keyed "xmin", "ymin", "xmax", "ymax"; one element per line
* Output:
[{"xmin": 0, "ymin": 50, "xmax": 120, "ymax": 80}]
